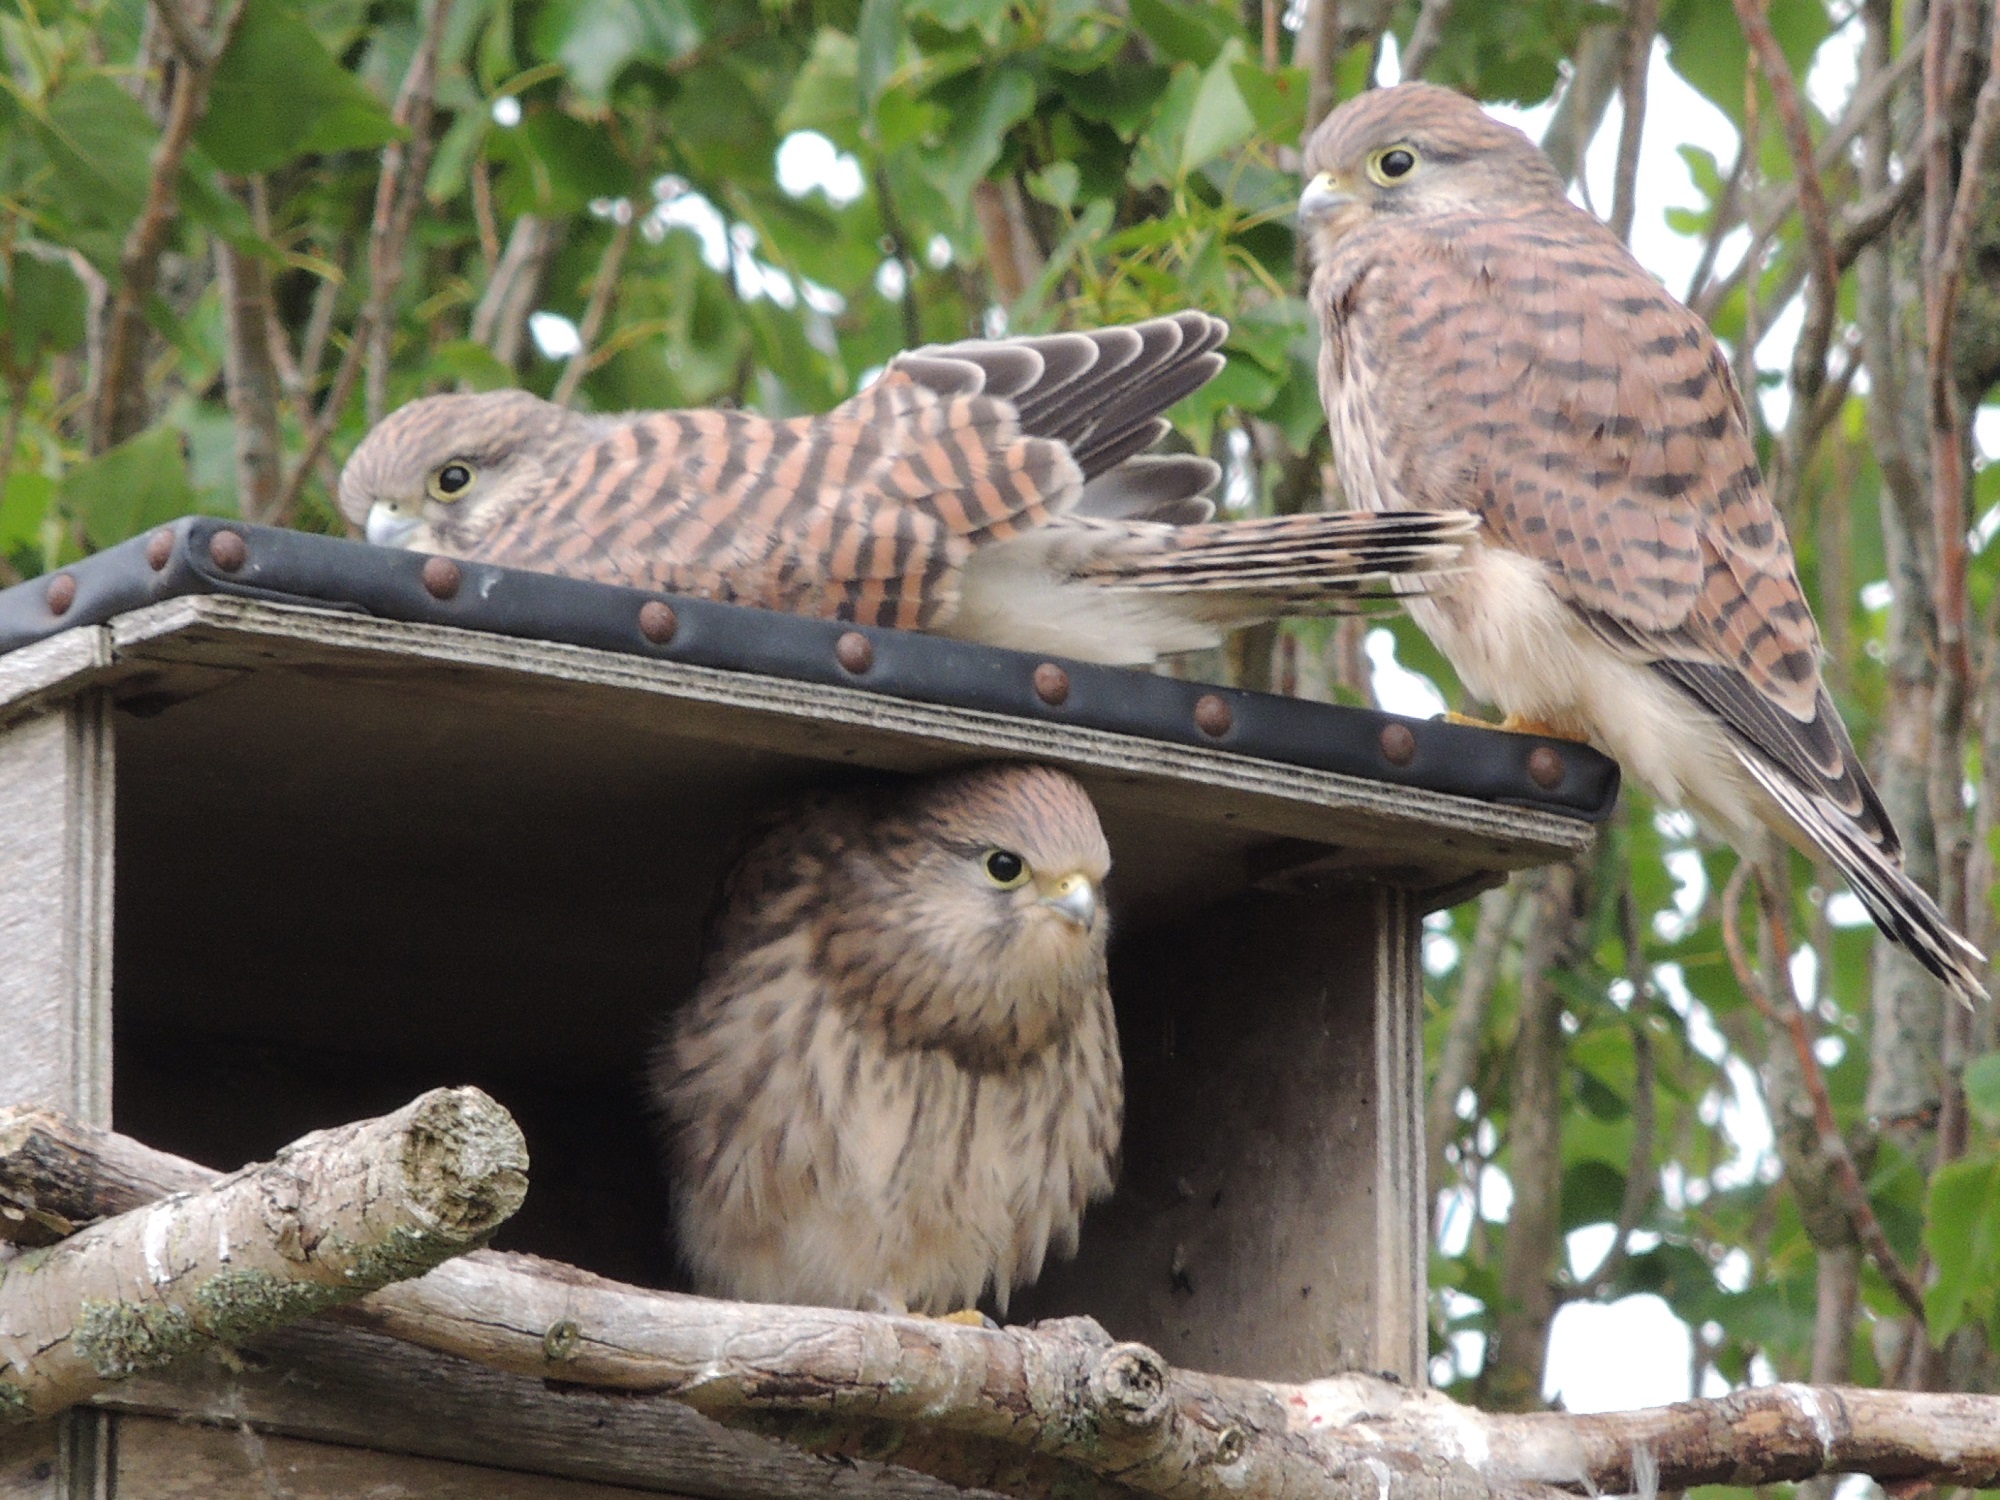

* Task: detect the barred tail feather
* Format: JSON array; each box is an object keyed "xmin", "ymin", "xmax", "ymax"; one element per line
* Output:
[
  {"xmin": 1074, "ymin": 508, "xmax": 1477, "ymax": 607},
  {"xmin": 1739, "ymin": 751, "xmax": 1988, "ymax": 1007}
]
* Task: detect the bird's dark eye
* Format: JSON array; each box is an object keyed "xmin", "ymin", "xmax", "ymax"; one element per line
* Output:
[
  {"xmin": 982, "ymin": 849, "xmax": 1029, "ymax": 889},
  {"xmin": 1370, "ymin": 146, "xmax": 1418, "ymax": 184},
  {"xmin": 429, "ymin": 462, "xmax": 476, "ymax": 501}
]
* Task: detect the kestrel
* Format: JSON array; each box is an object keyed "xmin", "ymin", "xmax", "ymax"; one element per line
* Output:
[
  {"xmin": 1300, "ymin": 82, "xmax": 1986, "ymax": 1004},
  {"xmin": 651, "ymin": 762, "xmax": 1121, "ymax": 1314},
  {"xmin": 338, "ymin": 314, "xmax": 1476, "ymax": 665}
]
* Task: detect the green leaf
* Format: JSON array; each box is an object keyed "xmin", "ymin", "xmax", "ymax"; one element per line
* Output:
[
  {"xmin": 488, "ymin": 109, "xmax": 630, "ymax": 217},
  {"xmin": 0, "ymin": 471, "xmax": 54, "ymax": 555},
  {"xmin": 1181, "ymin": 40, "xmax": 1255, "ymax": 177},
  {"xmin": 2, "ymin": 251, "xmax": 87, "ymax": 357},
  {"xmin": 1230, "ymin": 61, "xmax": 1308, "ymax": 140},
  {"xmin": 201, "ymin": 0, "xmax": 403, "ymax": 173},
  {"xmin": 1660, "ymin": 0, "xmax": 1830, "ymax": 125},
  {"xmin": 1027, "ymin": 161, "xmax": 1079, "ymax": 209},
  {"xmin": 531, "ymin": 0, "xmax": 702, "ymax": 103},
  {"xmin": 59, "ymin": 425, "xmax": 197, "ymax": 549},
  {"xmin": 855, "ymin": 0, "xmax": 905, "ymax": 113},
  {"xmin": 779, "ymin": 28, "xmax": 863, "ymax": 146},
  {"xmin": 1965, "ymin": 1052, "xmax": 2000, "ymax": 1131},
  {"xmin": 1560, "ymin": 1159, "xmax": 1629, "ymax": 1232},
  {"xmin": 1128, "ymin": 0, "xmax": 1241, "ymax": 66},
  {"xmin": 917, "ymin": 65, "xmax": 1035, "ymax": 208},
  {"xmin": 908, "ymin": 0, "xmax": 1009, "ymax": 44},
  {"xmin": 1054, "ymin": 62, "xmax": 1171, "ymax": 140},
  {"xmin": 1925, "ymin": 1153, "xmax": 2000, "ymax": 1341},
  {"xmin": 24, "ymin": 73, "xmax": 156, "ymax": 273}
]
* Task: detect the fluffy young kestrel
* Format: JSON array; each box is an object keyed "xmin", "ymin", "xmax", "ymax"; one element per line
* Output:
[
  {"xmin": 651, "ymin": 763, "xmax": 1121, "ymax": 1314},
  {"xmin": 338, "ymin": 314, "xmax": 1476, "ymax": 665},
  {"xmin": 1299, "ymin": 82, "xmax": 1985, "ymax": 1004}
]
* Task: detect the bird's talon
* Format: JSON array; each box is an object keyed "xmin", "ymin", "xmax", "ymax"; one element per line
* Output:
[
  {"xmin": 1436, "ymin": 710, "xmax": 1495, "ymax": 729},
  {"xmin": 1497, "ymin": 713, "xmax": 1591, "ymax": 743},
  {"xmin": 934, "ymin": 1308, "xmax": 1000, "ymax": 1328}
]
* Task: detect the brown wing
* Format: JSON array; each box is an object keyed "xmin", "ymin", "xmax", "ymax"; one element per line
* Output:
[
  {"xmin": 1333, "ymin": 203, "xmax": 1892, "ymax": 848},
  {"xmin": 471, "ymin": 316, "xmax": 1226, "ymax": 631}
]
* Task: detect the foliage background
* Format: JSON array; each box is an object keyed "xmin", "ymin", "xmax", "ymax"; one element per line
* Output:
[{"xmin": 6, "ymin": 0, "xmax": 2000, "ymax": 1449}]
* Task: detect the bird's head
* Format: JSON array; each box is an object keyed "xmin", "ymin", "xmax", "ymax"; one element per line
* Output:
[
  {"xmin": 336, "ymin": 389, "xmax": 599, "ymax": 555},
  {"xmin": 836, "ymin": 763, "xmax": 1113, "ymax": 1064},
  {"xmin": 1298, "ymin": 82, "xmax": 1565, "ymax": 256}
]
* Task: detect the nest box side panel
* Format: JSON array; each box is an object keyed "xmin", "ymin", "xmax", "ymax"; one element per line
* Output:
[
  {"xmin": 110, "ymin": 1416, "xmax": 672, "ymax": 1499},
  {"xmin": 0, "ymin": 694, "xmax": 113, "ymax": 1122},
  {"xmin": 1009, "ymin": 884, "xmax": 1425, "ymax": 1383},
  {"xmin": 94, "ymin": 1320, "xmax": 972, "ymax": 1499}
]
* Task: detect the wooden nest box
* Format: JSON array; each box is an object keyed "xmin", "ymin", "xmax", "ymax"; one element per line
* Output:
[{"xmin": 0, "ymin": 518, "xmax": 1613, "ymax": 1497}]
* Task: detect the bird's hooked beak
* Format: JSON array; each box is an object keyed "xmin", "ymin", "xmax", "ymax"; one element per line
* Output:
[
  {"xmin": 1040, "ymin": 871, "xmax": 1098, "ymax": 931},
  {"xmin": 366, "ymin": 500, "xmax": 424, "ymax": 549},
  {"xmin": 1298, "ymin": 171, "xmax": 1358, "ymax": 228}
]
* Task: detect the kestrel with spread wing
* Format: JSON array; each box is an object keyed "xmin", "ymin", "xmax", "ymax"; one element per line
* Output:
[
  {"xmin": 651, "ymin": 763, "xmax": 1120, "ymax": 1314},
  {"xmin": 1299, "ymin": 83, "xmax": 1985, "ymax": 1004},
  {"xmin": 338, "ymin": 314, "xmax": 1476, "ymax": 665}
]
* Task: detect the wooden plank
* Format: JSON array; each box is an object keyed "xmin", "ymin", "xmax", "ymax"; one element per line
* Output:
[
  {"xmin": 0, "ymin": 696, "xmax": 113, "ymax": 1122},
  {"xmin": 106, "ymin": 594, "xmax": 1595, "ymax": 877},
  {"xmin": 1373, "ymin": 886, "xmax": 1427, "ymax": 1383},
  {"xmin": 1010, "ymin": 885, "xmax": 1415, "ymax": 1382},
  {"xmin": 112, "ymin": 1416, "xmax": 682, "ymax": 1499},
  {"xmin": 0, "ymin": 629, "xmax": 111, "ymax": 729},
  {"xmin": 0, "ymin": 1423, "xmax": 57, "ymax": 1500},
  {"xmin": 93, "ymin": 1321, "xmax": 997, "ymax": 1500}
]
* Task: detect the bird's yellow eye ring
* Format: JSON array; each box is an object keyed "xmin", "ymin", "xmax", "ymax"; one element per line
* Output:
[
  {"xmin": 982, "ymin": 849, "xmax": 1030, "ymax": 889},
  {"xmin": 1367, "ymin": 145, "xmax": 1419, "ymax": 185},
  {"xmin": 429, "ymin": 462, "xmax": 476, "ymax": 502}
]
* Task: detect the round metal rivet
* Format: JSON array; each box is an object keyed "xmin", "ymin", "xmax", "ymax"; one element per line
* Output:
[
  {"xmin": 1034, "ymin": 663, "xmax": 1071, "ymax": 706},
  {"xmin": 208, "ymin": 529, "xmax": 247, "ymax": 572},
  {"xmin": 1379, "ymin": 722, "xmax": 1417, "ymax": 766},
  {"xmin": 421, "ymin": 555, "xmax": 462, "ymax": 601},
  {"xmin": 639, "ymin": 600, "xmax": 678, "ymax": 645},
  {"xmin": 835, "ymin": 631, "xmax": 874, "ymax": 674},
  {"xmin": 45, "ymin": 574, "xmax": 77, "ymax": 616},
  {"xmin": 145, "ymin": 529, "xmax": 174, "ymax": 571},
  {"xmin": 1193, "ymin": 693, "xmax": 1233, "ymax": 738},
  {"xmin": 1527, "ymin": 745, "xmax": 1565, "ymax": 790}
]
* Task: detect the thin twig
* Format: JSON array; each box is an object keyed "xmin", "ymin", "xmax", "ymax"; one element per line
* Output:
[
  {"xmin": 90, "ymin": 0, "xmax": 247, "ymax": 454},
  {"xmin": 470, "ymin": 156, "xmax": 501, "ymax": 270},
  {"xmin": 147, "ymin": 0, "xmax": 213, "ymax": 70},
  {"xmin": 1425, "ymin": 881, "xmax": 1521, "ymax": 1224},
  {"xmin": 363, "ymin": 0, "xmax": 457, "ymax": 425},
  {"xmin": 1732, "ymin": 0, "xmax": 1840, "ymax": 422},
  {"xmin": 1400, "ymin": 0, "xmax": 1454, "ymax": 80},
  {"xmin": 1720, "ymin": 862, "xmax": 1928, "ymax": 1325},
  {"xmin": 1609, "ymin": 0, "xmax": 1658, "ymax": 244},
  {"xmin": 214, "ymin": 177, "xmax": 285, "ymax": 523},
  {"xmin": 1261, "ymin": 0, "xmax": 1280, "ymax": 71},
  {"xmin": 1924, "ymin": 0, "xmax": 2000, "ymax": 699},
  {"xmin": 551, "ymin": 207, "xmax": 636, "ymax": 408},
  {"xmin": 1684, "ymin": 141, "xmax": 1750, "ymax": 302},
  {"xmin": 1574, "ymin": 887, "xmax": 1659, "ymax": 1301}
]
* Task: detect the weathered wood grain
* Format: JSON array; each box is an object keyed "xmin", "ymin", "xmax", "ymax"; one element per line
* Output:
[{"xmin": 0, "ymin": 697, "xmax": 113, "ymax": 1124}]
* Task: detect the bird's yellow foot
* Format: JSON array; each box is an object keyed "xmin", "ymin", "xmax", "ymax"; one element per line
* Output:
[
  {"xmin": 1497, "ymin": 713, "xmax": 1591, "ymax": 744},
  {"xmin": 936, "ymin": 1308, "xmax": 998, "ymax": 1328},
  {"xmin": 1435, "ymin": 710, "xmax": 1590, "ymax": 743}
]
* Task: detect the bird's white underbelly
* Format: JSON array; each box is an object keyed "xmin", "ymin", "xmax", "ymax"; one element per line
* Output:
[{"xmin": 1416, "ymin": 541, "xmax": 1762, "ymax": 845}]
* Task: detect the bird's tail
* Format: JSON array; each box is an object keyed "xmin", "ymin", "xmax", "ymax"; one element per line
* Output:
[
  {"xmin": 1740, "ymin": 752, "xmax": 1989, "ymax": 1006},
  {"xmin": 1068, "ymin": 508, "xmax": 1477, "ymax": 614}
]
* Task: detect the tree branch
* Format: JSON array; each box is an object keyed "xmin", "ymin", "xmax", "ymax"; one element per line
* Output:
[
  {"xmin": 1426, "ymin": 881, "xmax": 1519, "ymax": 1215},
  {"xmin": 551, "ymin": 206, "xmax": 636, "ymax": 409},
  {"xmin": 1399, "ymin": 0, "xmax": 1454, "ymax": 80},
  {"xmin": 1733, "ymin": 0, "xmax": 1842, "ymax": 420},
  {"xmin": 1719, "ymin": 863, "xmax": 1928, "ymax": 1324},
  {"xmin": 362, "ymin": 0, "xmax": 456, "ymax": 426},
  {"xmin": 214, "ymin": 177, "xmax": 284, "ymax": 523},
  {"xmin": 89, "ymin": 0, "xmax": 247, "ymax": 454},
  {"xmin": 11, "ymin": 1110, "xmax": 2000, "ymax": 1497},
  {"xmin": 1609, "ymin": 0, "xmax": 1658, "ymax": 244},
  {"xmin": 0, "ymin": 1089, "xmax": 525, "ymax": 1424}
]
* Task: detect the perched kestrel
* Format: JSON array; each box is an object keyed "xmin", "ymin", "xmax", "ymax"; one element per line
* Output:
[
  {"xmin": 1300, "ymin": 82, "xmax": 1986, "ymax": 1004},
  {"xmin": 338, "ymin": 314, "xmax": 1476, "ymax": 665},
  {"xmin": 651, "ymin": 763, "xmax": 1121, "ymax": 1314}
]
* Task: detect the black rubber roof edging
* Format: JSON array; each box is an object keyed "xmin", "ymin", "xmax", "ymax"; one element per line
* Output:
[{"xmin": 0, "ymin": 516, "xmax": 1619, "ymax": 823}]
